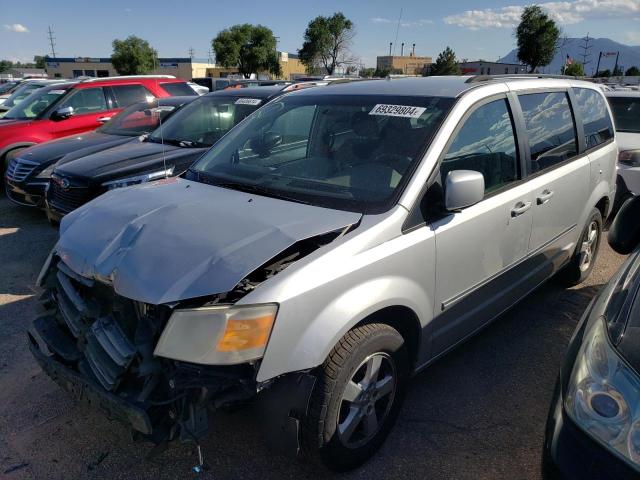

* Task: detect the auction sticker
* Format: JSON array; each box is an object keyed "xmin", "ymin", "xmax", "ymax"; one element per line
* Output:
[
  {"xmin": 235, "ymin": 98, "xmax": 262, "ymax": 105},
  {"xmin": 369, "ymin": 104, "xmax": 426, "ymax": 118}
]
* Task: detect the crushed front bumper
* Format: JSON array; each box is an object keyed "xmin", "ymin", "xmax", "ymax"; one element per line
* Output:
[{"xmin": 28, "ymin": 331, "xmax": 153, "ymax": 434}]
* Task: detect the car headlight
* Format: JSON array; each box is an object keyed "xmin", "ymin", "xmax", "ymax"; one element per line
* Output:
[
  {"xmin": 154, "ymin": 303, "xmax": 278, "ymax": 365},
  {"xmin": 101, "ymin": 167, "xmax": 174, "ymax": 190},
  {"xmin": 566, "ymin": 316, "xmax": 640, "ymax": 470},
  {"xmin": 35, "ymin": 164, "xmax": 55, "ymax": 179},
  {"xmin": 619, "ymin": 150, "xmax": 640, "ymax": 167}
]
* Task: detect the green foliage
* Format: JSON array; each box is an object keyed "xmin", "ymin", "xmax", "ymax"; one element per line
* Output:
[
  {"xmin": 111, "ymin": 36, "xmax": 158, "ymax": 75},
  {"xmin": 360, "ymin": 67, "xmax": 375, "ymax": 78},
  {"xmin": 612, "ymin": 65, "xmax": 624, "ymax": 76},
  {"xmin": 213, "ymin": 24, "xmax": 281, "ymax": 78},
  {"xmin": 0, "ymin": 60, "xmax": 13, "ymax": 73},
  {"xmin": 564, "ymin": 62, "xmax": 584, "ymax": 76},
  {"xmin": 428, "ymin": 47, "xmax": 461, "ymax": 75},
  {"xmin": 516, "ymin": 5, "xmax": 560, "ymax": 73},
  {"xmin": 626, "ymin": 66, "xmax": 640, "ymax": 76},
  {"xmin": 34, "ymin": 55, "xmax": 47, "ymax": 69},
  {"xmin": 595, "ymin": 69, "xmax": 611, "ymax": 78},
  {"xmin": 299, "ymin": 12, "xmax": 355, "ymax": 75}
]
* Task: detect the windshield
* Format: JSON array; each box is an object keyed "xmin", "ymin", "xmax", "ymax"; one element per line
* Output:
[
  {"xmin": 0, "ymin": 82, "xmax": 18, "ymax": 94},
  {"xmin": 188, "ymin": 94, "xmax": 454, "ymax": 212},
  {"xmin": 98, "ymin": 101, "xmax": 180, "ymax": 136},
  {"xmin": 608, "ymin": 96, "xmax": 640, "ymax": 133},
  {"xmin": 148, "ymin": 95, "xmax": 263, "ymax": 147},
  {"xmin": 2, "ymin": 83, "xmax": 44, "ymax": 109},
  {"xmin": 3, "ymin": 87, "xmax": 69, "ymax": 120}
]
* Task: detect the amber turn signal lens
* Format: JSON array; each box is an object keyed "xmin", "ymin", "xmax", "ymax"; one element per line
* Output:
[{"xmin": 216, "ymin": 314, "xmax": 275, "ymax": 352}]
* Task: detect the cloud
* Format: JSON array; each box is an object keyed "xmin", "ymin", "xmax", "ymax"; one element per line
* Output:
[
  {"xmin": 3, "ymin": 23, "xmax": 29, "ymax": 33},
  {"xmin": 371, "ymin": 17, "xmax": 434, "ymax": 27},
  {"xmin": 444, "ymin": 0, "xmax": 640, "ymax": 30},
  {"xmin": 626, "ymin": 30, "xmax": 640, "ymax": 44}
]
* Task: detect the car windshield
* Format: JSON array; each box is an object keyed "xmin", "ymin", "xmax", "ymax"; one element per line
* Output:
[
  {"xmin": 0, "ymin": 82, "xmax": 18, "ymax": 94},
  {"xmin": 188, "ymin": 94, "xmax": 454, "ymax": 212},
  {"xmin": 608, "ymin": 96, "xmax": 640, "ymax": 133},
  {"xmin": 98, "ymin": 101, "xmax": 180, "ymax": 136},
  {"xmin": 2, "ymin": 83, "xmax": 45, "ymax": 109},
  {"xmin": 148, "ymin": 95, "xmax": 264, "ymax": 148},
  {"xmin": 3, "ymin": 87, "xmax": 70, "ymax": 120}
]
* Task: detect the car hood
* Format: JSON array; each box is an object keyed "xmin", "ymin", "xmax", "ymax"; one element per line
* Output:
[
  {"xmin": 19, "ymin": 131, "xmax": 133, "ymax": 167},
  {"xmin": 56, "ymin": 177, "xmax": 361, "ymax": 304},
  {"xmin": 616, "ymin": 132, "xmax": 640, "ymax": 152},
  {"xmin": 55, "ymin": 140, "xmax": 206, "ymax": 183}
]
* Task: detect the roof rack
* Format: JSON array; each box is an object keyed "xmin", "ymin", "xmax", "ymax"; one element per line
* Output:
[
  {"xmin": 79, "ymin": 75, "xmax": 177, "ymax": 82},
  {"xmin": 465, "ymin": 74, "xmax": 578, "ymax": 83}
]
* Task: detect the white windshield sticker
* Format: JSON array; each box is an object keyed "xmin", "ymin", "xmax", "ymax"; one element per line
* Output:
[
  {"xmin": 49, "ymin": 90, "xmax": 67, "ymax": 95},
  {"xmin": 369, "ymin": 104, "xmax": 426, "ymax": 118},
  {"xmin": 235, "ymin": 98, "xmax": 262, "ymax": 105}
]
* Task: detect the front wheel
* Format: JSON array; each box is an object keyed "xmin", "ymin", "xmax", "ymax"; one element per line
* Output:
[
  {"xmin": 558, "ymin": 208, "xmax": 603, "ymax": 286},
  {"xmin": 301, "ymin": 323, "xmax": 409, "ymax": 471}
]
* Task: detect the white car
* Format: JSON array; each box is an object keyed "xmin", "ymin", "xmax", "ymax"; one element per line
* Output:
[
  {"xmin": 187, "ymin": 81, "xmax": 209, "ymax": 95},
  {"xmin": 606, "ymin": 91, "xmax": 640, "ymax": 205}
]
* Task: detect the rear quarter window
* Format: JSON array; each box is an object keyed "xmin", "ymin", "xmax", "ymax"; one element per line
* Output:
[
  {"xmin": 574, "ymin": 88, "xmax": 614, "ymax": 149},
  {"xmin": 160, "ymin": 82, "xmax": 197, "ymax": 96},
  {"xmin": 111, "ymin": 84, "xmax": 154, "ymax": 107}
]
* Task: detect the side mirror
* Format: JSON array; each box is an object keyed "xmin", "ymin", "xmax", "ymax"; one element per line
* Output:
[
  {"xmin": 250, "ymin": 131, "xmax": 283, "ymax": 157},
  {"xmin": 51, "ymin": 106, "xmax": 74, "ymax": 121},
  {"xmin": 444, "ymin": 170, "xmax": 485, "ymax": 211},
  {"xmin": 608, "ymin": 195, "xmax": 640, "ymax": 254}
]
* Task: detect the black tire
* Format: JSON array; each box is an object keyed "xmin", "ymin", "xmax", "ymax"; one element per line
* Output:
[
  {"xmin": 301, "ymin": 323, "xmax": 409, "ymax": 472},
  {"xmin": 558, "ymin": 208, "xmax": 603, "ymax": 286}
]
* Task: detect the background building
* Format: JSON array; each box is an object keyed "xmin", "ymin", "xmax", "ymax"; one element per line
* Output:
[
  {"xmin": 376, "ymin": 54, "xmax": 433, "ymax": 75},
  {"xmin": 458, "ymin": 61, "xmax": 527, "ymax": 75},
  {"xmin": 45, "ymin": 52, "xmax": 306, "ymax": 81}
]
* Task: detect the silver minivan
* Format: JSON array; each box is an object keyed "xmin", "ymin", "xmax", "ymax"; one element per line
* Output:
[{"xmin": 31, "ymin": 76, "xmax": 617, "ymax": 471}]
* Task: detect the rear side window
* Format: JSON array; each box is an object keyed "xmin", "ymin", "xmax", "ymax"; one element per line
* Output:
[
  {"xmin": 442, "ymin": 98, "xmax": 519, "ymax": 194},
  {"xmin": 111, "ymin": 84, "xmax": 153, "ymax": 107},
  {"xmin": 608, "ymin": 96, "xmax": 640, "ymax": 133},
  {"xmin": 519, "ymin": 92, "xmax": 578, "ymax": 172},
  {"xmin": 60, "ymin": 87, "xmax": 108, "ymax": 114},
  {"xmin": 160, "ymin": 82, "xmax": 197, "ymax": 96},
  {"xmin": 574, "ymin": 88, "xmax": 614, "ymax": 149}
]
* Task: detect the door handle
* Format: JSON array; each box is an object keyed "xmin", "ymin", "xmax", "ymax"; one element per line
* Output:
[
  {"xmin": 97, "ymin": 117, "xmax": 111, "ymax": 124},
  {"xmin": 537, "ymin": 189, "xmax": 554, "ymax": 205},
  {"xmin": 511, "ymin": 201, "xmax": 532, "ymax": 217}
]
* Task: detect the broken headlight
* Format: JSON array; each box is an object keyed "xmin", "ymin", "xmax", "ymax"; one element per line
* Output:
[
  {"xmin": 154, "ymin": 303, "xmax": 278, "ymax": 365},
  {"xmin": 565, "ymin": 316, "xmax": 640, "ymax": 471}
]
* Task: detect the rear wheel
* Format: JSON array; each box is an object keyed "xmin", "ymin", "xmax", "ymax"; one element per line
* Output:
[
  {"xmin": 301, "ymin": 323, "xmax": 409, "ymax": 471},
  {"xmin": 558, "ymin": 208, "xmax": 602, "ymax": 286}
]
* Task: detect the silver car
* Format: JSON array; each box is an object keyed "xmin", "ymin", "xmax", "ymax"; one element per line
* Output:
[{"xmin": 31, "ymin": 75, "xmax": 617, "ymax": 471}]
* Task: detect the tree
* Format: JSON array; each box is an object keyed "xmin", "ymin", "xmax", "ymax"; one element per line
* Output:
[
  {"xmin": 0, "ymin": 60, "xmax": 13, "ymax": 73},
  {"xmin": 564, "ymin": 62, "xmax": 584, "ymax": 76},
  {"xmin": 595, "ymin": 69, "xmax": 611, "ymax": 78},
  {"xmin": 428, "ymin": 47, "xmax": 461, "ymax": 75},
  {"xmin": 34, "ymin": 55, "xmax": 47, "ymax": 69},
  {"xmin": 299, "ymin": 12, "xmax": 355, "ymax": 75},
  {"xmin": 612, "ymin": 65, "xmax": 624, "ymax": 76},
  {"xmin": 360, "ymin": 67, "xmax": 375, "ymax": 78},
  {"xmin": 213, "ymin": 24, "xmax": 281, "ymax": 78},
  {"xmin": 625, "ymin": 66, "xmax": 640, "ymax": 76},
  {"xmin": 515, "ymin": 5, "xmax": 560, "ymax": 73},
  {"xmin": 111, "ymin": 36, "xmax": 158, "ymax": 75}
]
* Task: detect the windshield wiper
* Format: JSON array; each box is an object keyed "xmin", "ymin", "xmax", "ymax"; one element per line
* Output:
[{"xmin": 211, "ymin": 179, "xmax": 311, "ymax": 205}]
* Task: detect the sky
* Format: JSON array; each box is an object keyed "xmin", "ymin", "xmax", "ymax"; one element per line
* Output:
[{"xmin": 1, "ymin": 0, "xmax": 639, "ymax": 67}]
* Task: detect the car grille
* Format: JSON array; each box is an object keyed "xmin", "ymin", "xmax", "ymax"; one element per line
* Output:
[
  {"xmin": 5, "ymin": 157, "xmax": 38, "ymax": 182},
  {"xmin": 49, "ymin": 261, "xmax": 169, "ymax": 392},
  {"xmin": 48, "ymin": 178, "xmax": 92, "ymax": 214}
]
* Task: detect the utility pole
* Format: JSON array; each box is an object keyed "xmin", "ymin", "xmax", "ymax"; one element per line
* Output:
[
  {"xmin": 579, "ymin": 33, "xmax": 592, "ymax": 71},
  {"xmin": 188, "ymin": 47, "xmax": 195, "ymax": 60},
  {"xmin": 47, "ymin": 26, "xmax": 57, "ymax": 58},
  {"xmin": 595, "ymin": 51, "xmax": 602, "ymax": 77},
  {"xmin": 207, "ymin": 48, "xmax": 214, "ymax": 65},
  {"xmin": 389, "ymin": 42, "xmax": 393, "ymax": 56}
]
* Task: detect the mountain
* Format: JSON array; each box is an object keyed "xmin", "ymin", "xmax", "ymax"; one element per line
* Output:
[{"xmin": 499, "ymin": 37, "xmax": 640, "ymax": 75}]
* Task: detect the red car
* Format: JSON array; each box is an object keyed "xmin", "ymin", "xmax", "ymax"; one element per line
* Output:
[{"xmin": 0, "ymin": 76, "xmax": 196, "ymax": 170}]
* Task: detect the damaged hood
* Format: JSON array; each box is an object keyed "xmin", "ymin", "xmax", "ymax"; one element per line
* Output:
[{"xmin": 56, "ymin": 177, "xmax": 361, "ymax": 305}]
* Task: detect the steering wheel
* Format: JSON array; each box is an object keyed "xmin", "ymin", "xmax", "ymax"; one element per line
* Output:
[{"xmin": 370, "ymin": 153, "xmax": 413, "ymax": 173}]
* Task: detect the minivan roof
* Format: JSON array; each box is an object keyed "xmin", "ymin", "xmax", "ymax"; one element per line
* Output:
[{"xmin": 290, "ymin": 75, "xmax": 601, "ymax": 99}]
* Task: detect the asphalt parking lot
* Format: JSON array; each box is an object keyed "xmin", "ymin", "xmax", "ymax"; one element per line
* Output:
[{"xmin": 0, "ymin": 194, "xmax": 627, "ymax": 480}]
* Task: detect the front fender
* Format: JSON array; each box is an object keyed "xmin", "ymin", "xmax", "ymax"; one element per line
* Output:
[{"xmin": 257, "ymin": 275, "xmax": 432, "ymax": 382}]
